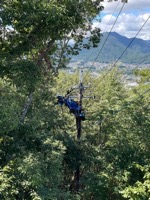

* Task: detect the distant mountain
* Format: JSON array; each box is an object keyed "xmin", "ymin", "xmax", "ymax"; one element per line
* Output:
[{"xmin": 71, "ymin": 32, "xmax": 150, "ymax": 64}]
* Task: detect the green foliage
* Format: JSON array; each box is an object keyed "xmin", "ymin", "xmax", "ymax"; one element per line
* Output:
[
  {"xmin": 0, "ymin": 76, "xmax": 75, "ymax": 199},
  {"xmin": 1, "ymin": 66, "xmax": 150, "ymax": 199},
  {"xmin": 53, "ymin": 69, "xmax": 149, "ymax": 199},
  {"xmin": 120, "ymin": 165, "xmax": 150, "ymax": 200},
  {"xmin": 0, "ymin": 80, "xmax": 20, "ymax": 134},
  {"xmin": 1, "ymin": 60, "xmax": 42, "ymax": 92},
  {"xmin": 0, "ymin": 1, "xmax": 149, "ymax": 199},
  {"xmin": 0, "ymin": 0, "xmax": 104, "ymax": 97},
  {"xmin": 134, "ymin": 68, "xmax": 150, "ymax": 83}
]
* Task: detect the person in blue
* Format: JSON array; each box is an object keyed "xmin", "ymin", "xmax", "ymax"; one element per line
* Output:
[
  {"xmin": 57, "ymin": 96, "xmax": 85, "ymax": 120},
  {"xmin": 67, "ymin": 100, "xmax": 79, "ymax": 114}
]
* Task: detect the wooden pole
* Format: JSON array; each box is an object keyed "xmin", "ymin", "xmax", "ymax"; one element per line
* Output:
[{"xmin": 75, "ymin": 69, "xmax": 83, "ymax": 191}]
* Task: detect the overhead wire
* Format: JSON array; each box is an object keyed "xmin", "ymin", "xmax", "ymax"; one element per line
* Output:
[
  {"xmin": 80, "ymin": 0, "xmax": 121, "ymax": 68},
  {"xmin": 91, "ymin": 15, "xmax": 150, "ymax": 91},
  {"xmin": 72, "ymin": 1, "xmax": 123, "ymax": 108},
  {"xmin": 120, "ymin": 53, "xmax": 150, "ymax": 81},
  {"xmin": 132, "ymin": 53, "xmax": 150, "ymax": 71},
  {"xmin": 82, "ymin": 51, "xmax": 150, "ymax": 117},
  {"xmin": 103, "ymin": 0, "xmax": 121, "ymax": 33},
  {"xmin": 83, "ymin": 0, "xmax": 126, "ymax": 82}
]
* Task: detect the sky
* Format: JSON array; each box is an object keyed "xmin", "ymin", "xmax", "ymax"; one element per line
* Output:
[{"xmin": 94, "ymin": 0, "xmax": 150, "ymax": 40}]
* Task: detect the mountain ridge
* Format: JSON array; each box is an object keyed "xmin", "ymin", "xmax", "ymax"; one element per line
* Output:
[{"xmin": 71, "ymin": 32, "xmax": 150, "ymax": 64}]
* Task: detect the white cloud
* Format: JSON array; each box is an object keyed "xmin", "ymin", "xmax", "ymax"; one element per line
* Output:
[
  {"xmin": 101, "ymin": 0, "xmax": 150, "ymax": 14},
  {"xmin": 94, "ymin": 0, "xmax": 150, "ymax": 40}
]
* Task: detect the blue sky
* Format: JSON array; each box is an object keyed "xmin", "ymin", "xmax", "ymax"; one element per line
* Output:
[{"xmin": 94, "ymin": 0, "xmax": 150, "ymax": 40}]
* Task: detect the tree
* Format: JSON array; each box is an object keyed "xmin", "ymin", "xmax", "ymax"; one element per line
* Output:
[
  {"xmin": 1, "ymin": 65, "xmax": 149, "ymax": 199},
  {"xmin": 0, "ymin": 0, "xmax": 104, "ymax": 74},
  {"xmin": 0, "ymin": 1, "xmax": 105, "ymax": 199},
  {"xmin": 54, "ymin": 68, "xmax": 149, "ymax": 199},
  {"xmin": 0, "ymin": 0, "xmax": 104, "ymax": 122}
]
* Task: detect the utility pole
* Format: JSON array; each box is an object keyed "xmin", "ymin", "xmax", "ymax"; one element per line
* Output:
[
  {"xmin": 75, "ymin": 69, "xmax": 84, "ymax": 192},
  {"xmin": 77, "ymin": 69, "xmax": 83, "ymax": 139},
  {"xmin": 66, "ymin": 69, "xmax": 93, "ymax": 192},
  {"xmin": 72, "ymin": 69, "xmax": 93, "ymax": 191}
]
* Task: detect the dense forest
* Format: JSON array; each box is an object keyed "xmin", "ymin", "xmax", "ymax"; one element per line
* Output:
[
  {"xmin": 1, "ymin": 68, "xmax": 150, "ymax": 199},
  {"xmin": 0, "ymin": 0, "xmax": 150, "ymax": 200}
]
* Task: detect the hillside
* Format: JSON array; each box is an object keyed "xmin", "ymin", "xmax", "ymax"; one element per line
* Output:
[{"xmin": 71, "ymin": 32, "xmax": 150, "ymax": 64}]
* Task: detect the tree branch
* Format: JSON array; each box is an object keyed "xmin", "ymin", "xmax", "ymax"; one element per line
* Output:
[{"xmin": 19, "ymin": 92, "xmax": 33, "ymax": 124}]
